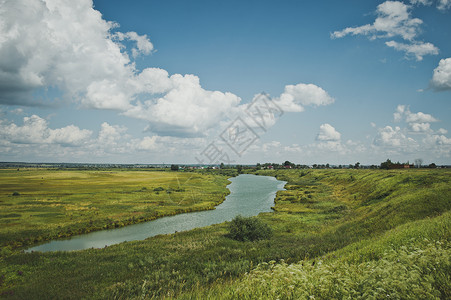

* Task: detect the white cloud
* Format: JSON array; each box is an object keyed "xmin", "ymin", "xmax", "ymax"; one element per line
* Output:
[
  {"xmin": 373, "ymin": 125, "xmax": 416, "ymax": 148},
  {"xmin": 405, "ymin": 111, "xmax": 438, "ymax": 123},
  {"xmin": 316, "ymin": 123, "xmax": 341, "ymax": 141},
  {"xmin": 114, "ymin": 31, "xmax": 154, "ymax": 58},
  {"xmin": 393, "ymin": 104, "xmax": 406, "ymax": 122},
  {"xmin": 332, "ymin": 1, "xmax": 438, "ymax": 60},
  {"xmin": 262, "ymin": 141, "xmax": 282, "ymax": 152},
  {"xmin": 124, "ymin": 73, "xmax": 241, "ymax": 137},
  {"xmin": 275, "ymin": 83, "xmax": 334, "ymax": 112},
  {"xmin": 437, "ymin": 0, "xmax": 451, "ymax": 10},
  {"xmin": 409, "ymin": 122, "xmax": 432, "ymax": 132},
  {"xmin": 137, "ymin": 136, "xmax": 158, "ymax": 151},
  {"xmin": 0, "ymin": 0, "xmax": 137, "ymax": 106},
  {"xmin": 427, "ymin": 134, "xmax": 451, "ymax": 145},
  {"xmin": 394, "ymin": 105, "xmax": 438, "ymax": 123},
  {"xmin": 0, "ymin": 115, "xmax": 92, "ymax": 146},
  {"xmin": 410, "ymin": 0, "xmax": 432, "ymax": 5},
  {"xmin": 410, "ymin": 0, "xmax": 451, "ymax": 10},
  {"xmin": 385, "ymin": 40, "xmax": 438, "ymax": 61},
  {"xmin": 431, "ymin": 58, "xmax": 451, "ymax": 91},
  {"xmin": 98, "ymin": 122, "xmax": 127, "ymax": 145},
  {"xmin": 0, "ymin": 1, "xmax": 339, "ymax": 140},
  {"xmin": 372, "ymin": 105, "xmax": 451, "ymax": 158},
  {"xmin": 331, "ymin": 1, "xmax": 423, "ymax": 41},
  {"xmin": 0, "ymin": 0, "xmax": 247, "ymax": 137}
]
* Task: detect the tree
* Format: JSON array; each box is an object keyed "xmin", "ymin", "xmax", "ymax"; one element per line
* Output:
[
  {"xmin": 354, "ymin": 162, "xmax": 360, "ymax": 169},
  {"xmin": 380, "ymin": 159, "xmax": 392, "ymax": 170},
  {"xmin": 170, "ymin": 164, "xmax": 179, "ymax": 171},
  {"xmin": 414, "ymin": 158, "xmax": 423, "ymax": 168},
  {"xmin": 227, "ymin": 215, "xmax": 272, "ymax": 242},
  {"xmin": 428, "ymin": 163, "xmax": 437, "ymax": 168},
  {"xmin": 236, "ymin": 165, "xmax": 242, "ymax": 174},
  {"xmin": 220, "ymin": 163, "xmax": 225, "ymax": 169}
]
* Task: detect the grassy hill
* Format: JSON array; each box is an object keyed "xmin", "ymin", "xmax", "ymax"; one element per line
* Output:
[{"xmin": 0, "ymin": 169, "xmax": 449, "ymax": 299}]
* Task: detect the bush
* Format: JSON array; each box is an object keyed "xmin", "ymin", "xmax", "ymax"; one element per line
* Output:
[
  {"xmin": 12, "ymin": 191, "xmax": 20, "ymax": 196},
  {"xmin": 228, "ymin": 215, "xmax": 272, "ymax": 242}
]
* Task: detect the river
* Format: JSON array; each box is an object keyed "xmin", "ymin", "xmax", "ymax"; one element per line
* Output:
[{"xmin": 26, "ymin": 174, "xmax": 286, "ymax": 252}]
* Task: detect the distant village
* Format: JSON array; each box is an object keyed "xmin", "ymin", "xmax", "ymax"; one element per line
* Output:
[{"xmin": 0, "ymin": 159, "xmax": 448, "ymax": 170}]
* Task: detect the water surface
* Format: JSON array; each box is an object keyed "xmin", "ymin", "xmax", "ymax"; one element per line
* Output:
[{"xmin": 27, "ymin": 174, "xmax": 286, "ymax": 252}]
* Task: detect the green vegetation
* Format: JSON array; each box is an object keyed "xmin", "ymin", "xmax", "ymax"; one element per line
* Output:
[
  {"xmin": 0, "ymin": 169, "xmax": 230, "ymax": 250},
  {"xmin": 0, "ymin": 168, "xmax": 450, "ymax": 299},
  {"xmin": 227, "ymin": 215, "xmax": 272, "ymax": 242}
]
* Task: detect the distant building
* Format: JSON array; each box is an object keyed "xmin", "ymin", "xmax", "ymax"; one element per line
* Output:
[{"xmin": 388, "ymin": 163, "xmax": 414, "ymax": 169}]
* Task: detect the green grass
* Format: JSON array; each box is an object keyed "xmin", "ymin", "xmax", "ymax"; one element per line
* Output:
[
  {"xmin": 0, "ymin": 169, "xmax": 450, "ymax": 299},
  {"xmin": 187, "ymin": 211, "xmax": 450, "ymax": 299},
  {"xmin": 0, "ymin": 169, "xmax": 231, "ymax": 250}
]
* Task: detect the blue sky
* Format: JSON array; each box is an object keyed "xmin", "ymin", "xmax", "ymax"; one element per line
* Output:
[{"xmin": 0, "ymin": 0, "xmax": 450, "ymax": 165}]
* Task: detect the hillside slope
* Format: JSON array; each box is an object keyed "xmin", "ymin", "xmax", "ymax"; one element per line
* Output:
[{"xmin": 1, "ymin": 169, "xmax": 449, "ymax": 299}]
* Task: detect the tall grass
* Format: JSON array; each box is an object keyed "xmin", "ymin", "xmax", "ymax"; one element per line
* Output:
[
  {"xmin": 0, "ymin": 169, "xmax": 449, "ymax": 299},
  {"xmin": 0, "ymin": 169, "xmax": 230, "ymax": 250}
]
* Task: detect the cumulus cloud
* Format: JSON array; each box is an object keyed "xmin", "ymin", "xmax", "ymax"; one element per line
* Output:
[
  {"xmin": 385, "ymin": 40, "xmax": 438, "ymax": 61},
  {"xmin": 405, "ymin": 111, "xmax": 438, "ymax": 123},
  {"xmin": 410, "ymin": 0, "xmax": 451, "ymax": 10},
  {"xmin": 331, "ymin": 1, "xmax": 423, "ymax": 41},
  {"xmin": 424, "ymin": 134, "xmax": 451, "ymax": 145},
  {"xmin": 0, "ymin": 0, "xmax": 138, "ymax": 106},
  {"xmin": 316, "ymin": 124, "xmax": 341, "ymax": 141},
  {"xmin": 114, "ymin": 31, "xmax": 154, "ymax": 57},
  {"xmin": 431, "ymin": 58, "xmax": 451, "ymax": 91},
  {"xmin": 372, "ymin": 105, "xmax": 451, "ymax": 158},
  {"xmin": 437, "ymin": 0, "xmax": 451, "ymax": 10},
  {"xmin": 331, "ymin": 1, "xmax": 438, "ymax": 60},
  {"xmin": 274, "ymin": 83, "xmax": 335, "ymax": 112},
  {"xmin": 0, "ymin": 0, "xmax": 243, "ymax": 137},
  {"xmin": 98, "ymin": 122, "xmax": 127, "ymax": 145},
  {"xmin": 410, "ymin": 0, "xmax": 432, "ymax": 5},
  {"xmin": 409, "ymin": 122, "xmax": 432, "ymax": 132},
  {"xmin": 394, "ymin": 105, "xmax": 438, "ymax": 123},
  {"xmin": 0, "ymin": 115, "xmax": 92, "ymax": 146},
  {"xmin": 124, "ymin": 73, "xmax": 241, "ymax": 137},
  {"xmin": 373, "ymin": 125, "xmax": 416, "ymax": 148}
]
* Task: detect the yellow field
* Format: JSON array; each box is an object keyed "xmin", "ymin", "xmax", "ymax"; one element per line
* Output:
[{"xmin": 0, "ymin": 169, "xmax": 230, "ymax": 249}]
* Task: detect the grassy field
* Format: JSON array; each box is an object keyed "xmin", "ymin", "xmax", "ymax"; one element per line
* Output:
[
  {"xmin": 0, "ymin": 169, "xmax": 231, "ymax": 250},
  {"xmin": 0, "ymin": 168, "xmax": 450, "ymax": 299}
]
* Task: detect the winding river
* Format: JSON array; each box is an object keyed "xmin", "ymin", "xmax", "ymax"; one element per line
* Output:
[{"xmin": 26, "ymin": 174, "xmax": 286, "ymax": 252}]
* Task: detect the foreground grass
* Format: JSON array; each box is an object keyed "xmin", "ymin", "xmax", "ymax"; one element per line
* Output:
[
  {"xmin": 0, "ymin": 169, "xmax": 450, "ymax": 298},
  {"xmin": 0, "ymin": 169, "xmax": 230, "ymax": 250},
  {"xmin": 187, "ymin": 211, "xmax": 450, "ymax": 299}
]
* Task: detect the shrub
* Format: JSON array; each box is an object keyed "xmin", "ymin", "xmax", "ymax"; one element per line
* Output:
[
  {"xmin": 228, "ymin": 215, "xmax": 272, "ymax": 242},
  {"xmin": 12, "ymin": 191, "xmax": 20, "ymax": 196}
]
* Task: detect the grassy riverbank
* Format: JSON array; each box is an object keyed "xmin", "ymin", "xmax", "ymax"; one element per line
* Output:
[
  {"xmin": 0, "ymin": 169, "xmax": 450, "ymax": 298},
  {"xmin": 0, "ymin": 169, "xmax": 231, "ymax": 250}
]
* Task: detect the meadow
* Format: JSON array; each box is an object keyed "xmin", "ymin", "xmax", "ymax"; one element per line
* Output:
[
  {"xmin": 0, "ymin": 168, "xmax": 450, "ymax": 299},
  {"xmin": 0, "ymin": 169, "xmax": 231, "ymax": 250}
]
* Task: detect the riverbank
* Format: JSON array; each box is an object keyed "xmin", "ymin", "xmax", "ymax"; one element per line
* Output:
[
  {"xmin": 26, "ymin": 174, "xmax": 285, "ymax": 252},
  {"xmin": 0, "ymin": 169, "xmax": 231, "ymax": 251},
  {"xmin": 1, "ymin": 169, "xmax": 450, "ymax": 298}
]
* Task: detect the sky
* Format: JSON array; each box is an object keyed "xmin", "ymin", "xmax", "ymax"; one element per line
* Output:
[{"xmin": 0, "ymin": 0, "xmax": 450, "ymax": 165}]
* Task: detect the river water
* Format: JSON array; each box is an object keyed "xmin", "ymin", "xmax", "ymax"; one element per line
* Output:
[{"xmin": 26, "ymin": 174, "xmax": 286, "ymax": 252}]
